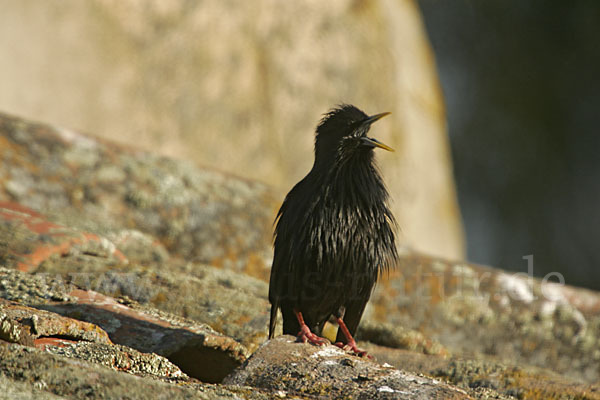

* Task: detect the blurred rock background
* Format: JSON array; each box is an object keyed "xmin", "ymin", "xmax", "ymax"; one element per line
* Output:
[
  {"xmin": 0, "ymin": 0, "xmax": 597, "ymax": 290},
  {"xmin": 0, "ymin": 0, "xmax": 464, "ymax": 263}
]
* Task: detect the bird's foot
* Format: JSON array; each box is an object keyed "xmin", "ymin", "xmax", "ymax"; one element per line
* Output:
[
  {"xmin": 334, "ymin": 340, "xmax": 372, "ymax": 358},
  {"xmin": 293, "ymin": 309, "xmax": 329, "ymax": 346},
  {"xmin": 297, "ymin": 324, "xmax": 330, "ymax": 346},
  {"xmin": 334, "ymin": 316, "xmax": 372, "ymax": 358}
]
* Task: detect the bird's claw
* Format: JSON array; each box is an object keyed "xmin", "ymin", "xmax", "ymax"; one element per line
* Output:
[
  {"xmin": 297, "ymin": 327, "xmax": 330, "ymax": 346},
  {"xmin": 297, "ymin": 331, "xmax": 330, "ymax": 346},
  {"xmin": 334, "ymin": 341, "xmax": 372, "ymax": 358},
  {"xmin": 292, "ymin": 310, "xmax": 330, "ymax": 346}
]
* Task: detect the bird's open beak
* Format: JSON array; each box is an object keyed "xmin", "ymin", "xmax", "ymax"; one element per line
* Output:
[{"xmin": 360, "ymin": 112, "xmax": 394, "ymax": 152}]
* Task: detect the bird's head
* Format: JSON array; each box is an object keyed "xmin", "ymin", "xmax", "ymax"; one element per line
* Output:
[{"xmin": 314, "ymin": 104, "xmax": 393, "ymax": 166}]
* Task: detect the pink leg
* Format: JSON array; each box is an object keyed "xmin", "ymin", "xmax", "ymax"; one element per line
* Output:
[
  {"xmin": 334, "ymin": 317, "xmax": 370, "ymax": 358},
  {"xmin": 294, "ymin": 309, "xmax": 329, "ymax": 346}
]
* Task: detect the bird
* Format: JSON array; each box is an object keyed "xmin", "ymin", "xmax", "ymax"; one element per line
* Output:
[{"xmin": 268, "ymin": 104, "xmax": 398, "ymax": 356}]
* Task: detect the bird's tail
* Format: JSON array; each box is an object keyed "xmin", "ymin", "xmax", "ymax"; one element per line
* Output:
[{"xmin": 268, "ymin": 302, "xmax": 278, "ymax": 339}]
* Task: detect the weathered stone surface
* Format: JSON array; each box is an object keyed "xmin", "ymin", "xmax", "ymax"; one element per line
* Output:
[
  {"xmin": 356, "ymin": 320, "xmax": 447, "ymax": 356},
  {"xmin": 0, "ymin": 298, "xmax": 110, "ymax": 347},
  {"xmin": 43, "ymin": 341, "xmax": 184, "ymax": 380},
  {"xmin": 0, "ymin": 197, "xmax": 270, "ymax": 354},
  {"xmin": 0, "ymin": 0, "xmax": 464, "ymax": 261},
  {"xmin": 0, "ymin": 343, "xmax": 272, "ymax": 400},
  {"xmin": 74, "ymin": 262, "xmax": 270, "ymax": 352},
  {"xmin": 105, "ymin": 229, "xmax": 170, "ymax": 265},
  {"xmin": 0, "ymin": 374, "xmax": 65, "ymax": 400},
  {"xmin": 364, "ymin": 343, "xmax": 600, "ymax": 400},
  {"xmin": 224, "ymin": 335, "xmax": 472, "ymax": 399},
  {"xmin": 0, "ymin": 267, "xmax": 75, "ymax": 305},
  {"xmin": 1, "ymin": 220, "xmax": 271, "ymax": 352},
  {"xmin": 0, "ymin": 202, "xmax": 127, "ymax": 273},
  {"xmin": 0, "ymin": 267, "xmax": 248, "ymax": 383},
  {"xmin": 41, "ymin": 289, "xmax": 249, "ymax": 384},
  {"xmin": 0, "ymin": 204, "xmax": 270, "ymax": 351},
  {"xmin": 0, "ymin": 290, "xmax": 187, "ymax": 381},
  {"xmin": 366, "ymin": 251, "xmax": 600, "ymax": 383},
  {"xmin": 113, "ymin": 262, "xmax": 271, "ymax": 353},
  {"xmin": 0, "ymin": 112, "xmax": 275, "ymax": 278}
]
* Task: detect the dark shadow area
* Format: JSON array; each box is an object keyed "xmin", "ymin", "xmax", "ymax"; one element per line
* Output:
[{"xmin": 418, "ymin": 0, "xmax": 600, "ymax": 289}]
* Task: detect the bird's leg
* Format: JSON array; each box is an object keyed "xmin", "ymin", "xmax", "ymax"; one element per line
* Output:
[
  {"xmin": 334, "ymin": 317, "xmax": 370, "ymax": 358},
  {"xmin": 294, "ymin": 309, "xmax": 329, "ymax": 346}
]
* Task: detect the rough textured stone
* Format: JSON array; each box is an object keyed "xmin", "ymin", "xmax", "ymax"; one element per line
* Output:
[
  {"xmin": 224, "ymin": 335, "xmax": 472, "ymax": 399},
  {"xmin": 2, "ymin": 225, "xmax": 271, "ymax": 353},
  {"xmin": 0, "ymin": 267, "xmax": 248, "ymax": 383},
  {"xmin": 364, "ymin": 343, "xmax": 600, "ymax": 400},
  {"xmin": 0, "ymin": 202, "xmax": 127, "ymax": 273},
  {"xmin": 41, "ymin": 289, "xmax": 249, "ymax": 384},
  {"xmin": 43, "ymin": 341, "xmax": 184, "ymax": 380},
  {"xmin": 366, "ymin": 251, "xmax": 600, "ymax": 383},
  {"xmin": 73, "ymin": 262, "xmax": 270, "ymax": 352},
  {"xmin": 115, "ymin": 262, "xmax": 271, "ymax": 353},
  {"xmin": 0, "ymin": 112, "xmax": 275, "ymax": 278},
  {"xmin": 105, "ymin": 229, "xmax": 170, "ymax": 265},
  {"xmin": 0, "ymin": 343, "xmax": 272, "ymax": 400},
  {"xmin": 356, "ymin": 320, "xmax": 447, "ymax": 356},
  {"xmin": 0, "ymin": 0, "xmax": 464, "ymax": 261},
  {"xmin": 0, "ymin": 288, "xmax": 187, "ymax": 382},
  {"xmin": 0, "ymin": 375, "xmax": 65, "ymax": 400},
  {"xmin": 0, "ymin": 267, "xmax": 75, "ymax": 305},
  {"xmin": 0, "ymin": 298, "xmax": 110, "ymax": 347},
  {"xmin": 0, "ymin": 202, "xmax": 270, "ymax": 351},
  {"xmin": 0, "ymin": 197, "xmax": 270, "ymax": 355}
]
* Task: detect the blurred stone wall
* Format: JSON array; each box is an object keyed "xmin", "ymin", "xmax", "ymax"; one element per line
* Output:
[{"xmin": 0, "ymin": 0, "xmax": 464, "ymax": 260}]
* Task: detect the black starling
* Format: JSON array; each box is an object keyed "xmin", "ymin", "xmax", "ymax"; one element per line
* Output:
[{"xmin": 268, "ymin": 104, "xmax": 398, "ymax": 356}]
